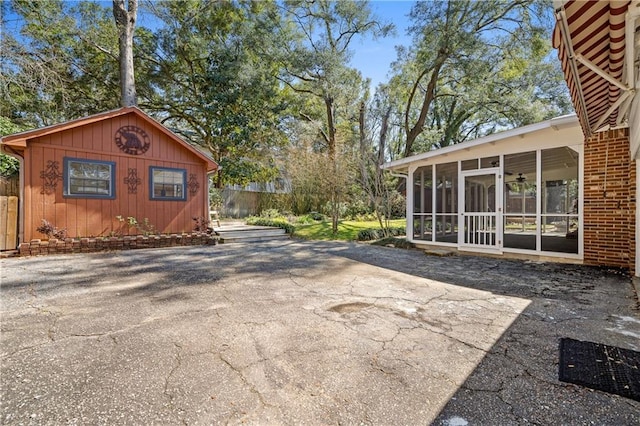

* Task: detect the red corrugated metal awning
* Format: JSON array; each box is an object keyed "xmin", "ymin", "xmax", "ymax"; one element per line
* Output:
[{"xmin": 553, "ymin": 0, "xmax": 636, "ymax": 138}]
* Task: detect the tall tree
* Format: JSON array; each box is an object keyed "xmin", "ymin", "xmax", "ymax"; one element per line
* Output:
[
  {"xmin": 143, "ymin": 0, "xmax": 289, "ymax": 187},
  {"xmin": 112, "ymin": 0, "xmax": 137, "ymax": 107},
  {"xmin": 358, "ymin": 91, "xmax": 402, "ymax": 233},
  {"xmin": 280, "ymin": 0, "xmax": 391, "ymax": 232},
  {"xmin": 392, "ymin": 0, "xmax": 570, "ymax": 157},
  {"xmin": 0, "ymin": 0, "xmax": 152, "ymax": 125},
  {"xmin": 2, "ymin": 0, "xmax": 85, "ymax": 125},
  {"xmin": 281, "ymin": 0, "xmax": 390, "ymax": 160}
]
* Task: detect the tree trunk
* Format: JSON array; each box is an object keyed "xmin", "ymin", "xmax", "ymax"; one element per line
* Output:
[
  {"xmin": 358, "ymin": 101, "xmax": 367, "ymax": 185},
  {"xmin": 324, "ymin": 95, "xmax": 336, "ymax": 160},
  {"xmin": 404, "ymin": 52, "xmax": 447, "ymax": 157},
  {"xmin": 378, "ymin": 105, "xmax": 391, "ymax": 166},
  {"xmin": 113, "ymin": 0, "xmax": 137, "ymax": 107},
  {"xmin": 323, "ymin": 94, "xmax": 340, "ymax": 234},
  {"xmin": 377, "ymin": 105, "xmax": 392, "ymax": 233}
]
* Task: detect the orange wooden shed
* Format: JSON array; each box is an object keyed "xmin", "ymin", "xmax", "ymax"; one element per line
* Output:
[{"xmin": 1, "ymin": 107, "xmax": 218, "ymax": 246}]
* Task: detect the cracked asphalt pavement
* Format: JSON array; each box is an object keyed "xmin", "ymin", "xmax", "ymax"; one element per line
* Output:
[{"xmin": 1, "ymin": 240, "xmax": 639, "ymax": 425}]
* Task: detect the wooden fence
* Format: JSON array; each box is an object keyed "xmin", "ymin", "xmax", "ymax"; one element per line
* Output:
[
  {"xmin": 0, "ymin": 175, "xmax": 19, "ymax": 196},
  {"xmin": 0, "ymin": 196, "xmax": 18, "ymax": 250}
]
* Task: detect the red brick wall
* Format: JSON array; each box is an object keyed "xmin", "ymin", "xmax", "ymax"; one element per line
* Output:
[
  {"xmin": 583, "ymin": 129, "xmax": 635, "ymax": 271},
  {"xmin": 17, "ymin": 232, "xmax": 219, "ymax": 257}
]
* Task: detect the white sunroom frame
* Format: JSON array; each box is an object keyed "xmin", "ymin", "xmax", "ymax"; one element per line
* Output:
[{"xmin": 383, "ymin": 115, "xmax": 585, "ymax": 262}]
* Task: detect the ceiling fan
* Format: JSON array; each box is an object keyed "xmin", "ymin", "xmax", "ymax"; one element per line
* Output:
[{"xmin": 505, "ymin": 173, "xmax": 527, "ymax": 190}]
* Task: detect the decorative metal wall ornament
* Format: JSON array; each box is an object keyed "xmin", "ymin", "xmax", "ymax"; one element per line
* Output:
[
  {"xmin": 114, "ymin": 125, "xmax": 151, "ymax": 155},
  {"xmin": 188, "ymin": 173, "xmax": 199, "ymax": 196},
  {"xmin": 40, "ymin": 160, "xmax": 63, "ymax": 195},
  {"xmin": 124, "ymin": 168, "xmax": 142, "ymax": 194}
]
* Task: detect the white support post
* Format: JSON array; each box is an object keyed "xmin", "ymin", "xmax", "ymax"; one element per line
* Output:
[
  {"xmin": 441, "ymin": 171, "xmax": 446, "ymax": 237},
  {"xmin": 419, "ymin": 169, "xmax": 424, "ymax": 239},
  {"xmin": 536, "ymin": 150, "xmax": 542, "ymax": 253},
  {"xmin": 407, "ymin": 166, "xmax": 414, "ymax": 242},
  {"xmin": 432, "ymin": 166, "xmax": 436, "ymax": 242}
]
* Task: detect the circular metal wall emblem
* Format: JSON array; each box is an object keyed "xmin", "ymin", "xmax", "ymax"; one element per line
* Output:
[{"xmin": 115, "ymin": 125, "xmax": 151, "ymax": 155}]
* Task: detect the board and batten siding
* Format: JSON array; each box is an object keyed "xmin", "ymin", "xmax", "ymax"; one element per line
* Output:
[{"xmin": 22, "ymin": 113, "xmax": 210, "ymax": 241}]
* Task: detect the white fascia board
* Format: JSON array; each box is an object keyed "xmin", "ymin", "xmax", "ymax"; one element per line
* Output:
[{"xmin": 382, "ymin": 115, "xmax": 579, "ymax": 172}]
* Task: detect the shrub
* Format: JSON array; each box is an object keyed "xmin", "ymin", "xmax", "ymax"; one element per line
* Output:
[
  {"xmin": 116, "ymin": 215, "xmax": 157, "ymax": 236},
  {"xmin": 36, "ymin": 219, "xmax": 68, "ymax": 240},
  {"xmin": 0, "ymin": 153, "xmax": 19, "ymax": 178},
  {"xmin": 294, "ymin": 215, "xmax": 313, "ymax": 225},
  {"xmin": 258, "ymin": 208, "xmax": 282, "ymax": 219},
  {"xmin": 209, "ymin": 186, "xmax": 223, "ymax": 211},
  {"xmin": 246, "ymin": 217, "xmax": 295, "ymax": 235},
  {"xmin": 322, "ymin": 201, "xmax": 348, "ymax": 218},
  {"xmin": 371, "ymin": 237, "xmax": 415, "ymax": 249},
  {"xmin": 356, "ymin": 227, "xmax": 405, "ymax": 241},
  {"xmin": 192, "ymin": 216, "xmax": 211, "ymax": 233},
  {"xmin": 296, "ymin": 211, "xmax": 325, "ymax": 224},
  {"xmin": 356, "ymin": 228, "xmax": 380, "ymax": 241},
  {"xmin": 343, "ymin": 199, "xmax": 372, "ymax": 220},
  {"xmin": 309, "ymin": 211, "xmax": 324, "ymax": 221}
]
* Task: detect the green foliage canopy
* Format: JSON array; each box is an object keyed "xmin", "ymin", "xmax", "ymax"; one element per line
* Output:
[
  {"xmin": 143, "ymin": 0, "xmax": 290, "ymax": 187},
  {"xmin": 1, "ymin": 0, "xmax": 574, "ymax": 217},
  {"xmin": 0, "ymin": 117, "xmax": 22, "ymax": 177},
  {"xmin": 386, "ymin": 0, "xmax": 572, "ymax": 158}
]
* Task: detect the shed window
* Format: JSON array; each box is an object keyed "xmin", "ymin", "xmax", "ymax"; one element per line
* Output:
[
  {"xmin": 64, "ymin": 158, "xmax": 115, "ymax": 199},
  {"xmin": 150, "ymin": 167, "xmax": 186, "ymax": 200}
]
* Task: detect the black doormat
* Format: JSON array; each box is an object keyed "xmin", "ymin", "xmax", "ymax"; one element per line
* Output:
[{"xmin": 558, "ymin": 338, "xmax": 640, "ymax": 401}]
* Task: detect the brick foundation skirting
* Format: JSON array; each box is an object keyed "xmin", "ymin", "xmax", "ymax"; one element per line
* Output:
[{"xmin": 17, "ymin": 233, "xmax": 219, "ymax": 257}]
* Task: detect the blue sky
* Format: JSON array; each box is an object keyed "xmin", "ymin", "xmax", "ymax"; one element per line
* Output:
[{"xmin": 350, "ymin": 1, "xmax": 415, "ymax": 89}]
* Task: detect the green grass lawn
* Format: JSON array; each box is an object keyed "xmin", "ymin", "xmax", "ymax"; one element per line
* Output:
[{"xmin": 294, "ymin": 219, "xmax": 406, "ymax": 241}]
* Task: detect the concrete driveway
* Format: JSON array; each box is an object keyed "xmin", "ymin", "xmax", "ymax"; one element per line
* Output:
[{"xmin": 1, "ymin": 240, "xmax": 639, "ymax": 425}]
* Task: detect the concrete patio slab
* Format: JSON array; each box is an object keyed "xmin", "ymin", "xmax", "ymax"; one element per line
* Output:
[{"xmin": 1, "ymin": 240, "xmax": 638, "ymax": 424}]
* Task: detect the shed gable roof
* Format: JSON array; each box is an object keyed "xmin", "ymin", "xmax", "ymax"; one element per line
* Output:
[{"xmin": 1, "ymin": 107, "xmax": 218, "ymax": 172}]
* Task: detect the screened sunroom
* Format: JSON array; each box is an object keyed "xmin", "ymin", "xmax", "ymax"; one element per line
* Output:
[{"xmin": 383, "ymin": 115, "xmax": 584, "ymax": 260}]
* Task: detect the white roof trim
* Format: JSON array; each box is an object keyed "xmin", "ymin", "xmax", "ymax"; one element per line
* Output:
[{"xmin": 382, "ymin": 114, "xmax": 579, "ymax": 171}]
